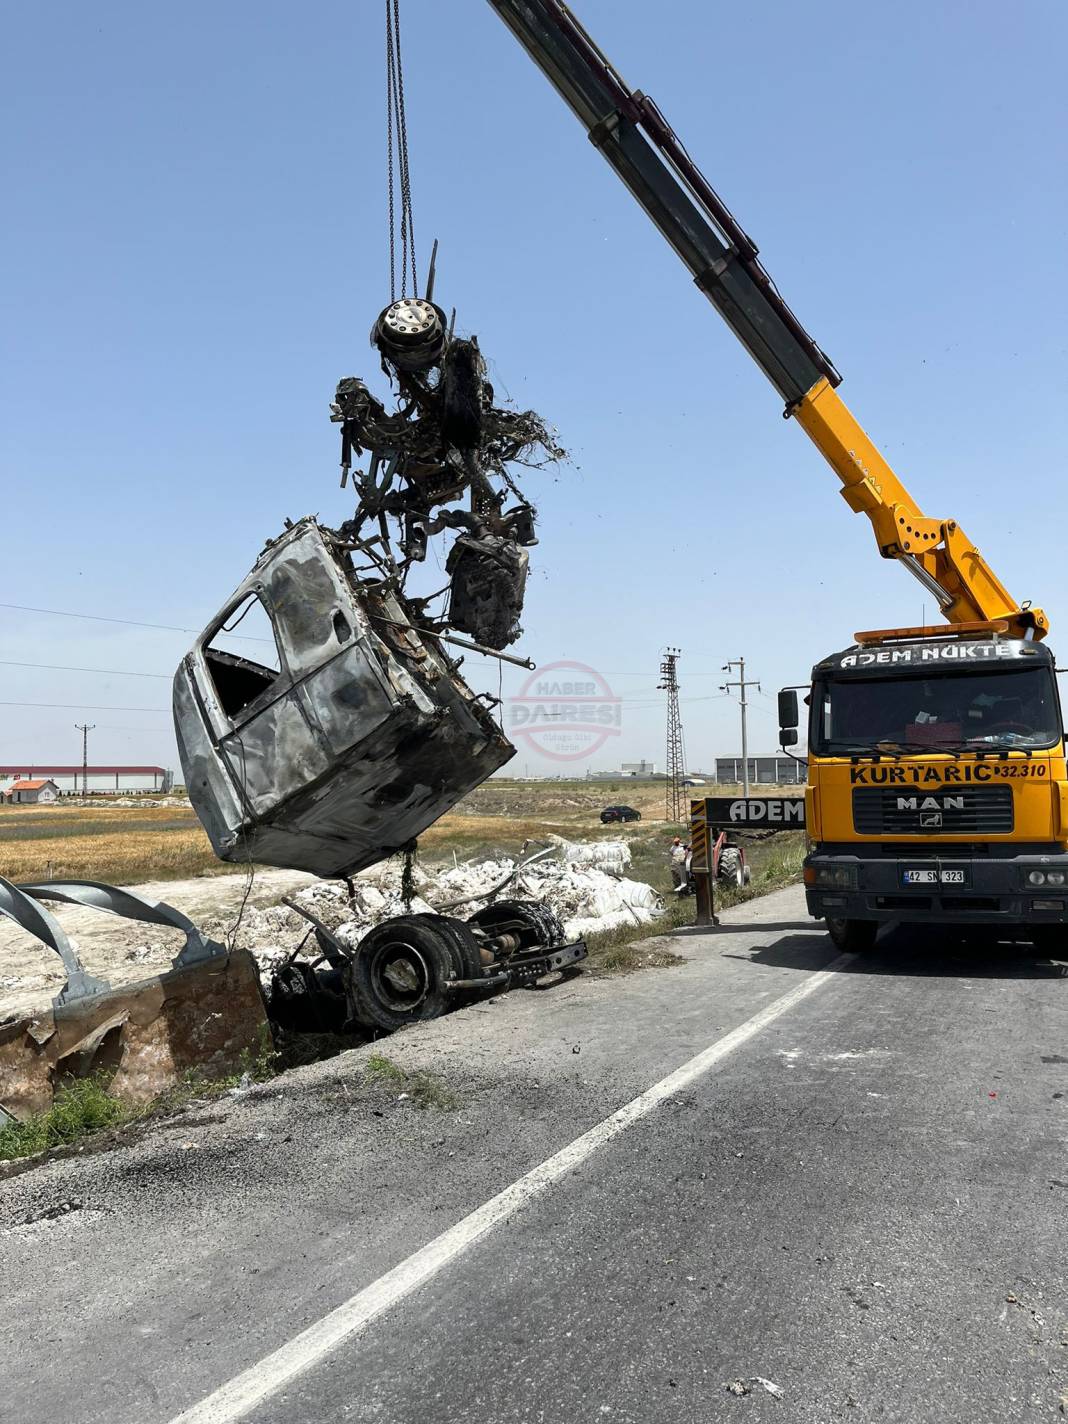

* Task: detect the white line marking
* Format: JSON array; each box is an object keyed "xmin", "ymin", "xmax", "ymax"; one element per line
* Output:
[{"xmin": 171, "ymin": 956, "xmax": 848, "ymax": 1423}]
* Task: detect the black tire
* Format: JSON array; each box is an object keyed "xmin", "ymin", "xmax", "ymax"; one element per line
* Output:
[
  {"xmin": 825, "ymin": 917, "xmax": 879, "ymax": 953},
  {"xmin": 345, "ymin": 917, "xmax": 453, "ymax": 1031},
  {"xmin": 411, "ymin": 913, "xmax": 485, "ymax": 980},
  {"xmin": 468, "ymin": 898, "xmax": 565, "ymax": 951},
  {"xmin": 717, "ymin": 846, "xmax": 744, "ymax": 888},
  {"xmin": 269, "ymin": 962, "xmax": 348, "ymax": 1033}
]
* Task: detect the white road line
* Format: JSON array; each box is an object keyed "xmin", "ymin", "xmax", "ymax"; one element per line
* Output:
[{"xmin": 171, "ymin": 955, "xmax": 848, "ymax": 1424}]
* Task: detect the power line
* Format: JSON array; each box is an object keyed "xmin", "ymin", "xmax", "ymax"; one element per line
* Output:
[
  {"xmin": 0, "ymin": 602, "xmax": 200, "ymax": 635},
  {"xmin": 0, "ymin": 659, "xmax": 170, "ymax": 680},
  {"xmin": 0, "ymin": 601, "xmax": 271, "ymax": 642},
  {"xmin": 0, "ymin": 700, "xmax": 168, "ymax": 713}
]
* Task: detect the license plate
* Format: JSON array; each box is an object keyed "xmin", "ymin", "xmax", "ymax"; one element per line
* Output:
[{"xmin": 901, "ymin": 867, "xmax": 968, "ymax": 886}]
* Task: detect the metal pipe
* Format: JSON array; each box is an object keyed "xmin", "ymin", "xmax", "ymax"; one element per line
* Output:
[
  {"xmin": 900, "ymin": 554, "xmax": 955, "ymax": 612},
  {"xmin": 444, "ymin": 972, "xmax": 510, "ymax": 992},
  {"xmin": 369, "ymin": 612, "xmax": 536, "ymax": 669}
]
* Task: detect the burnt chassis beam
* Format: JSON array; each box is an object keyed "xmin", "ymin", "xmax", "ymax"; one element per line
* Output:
[
  {"xmin": 0, "ymin": 877, "xmax": 226, "ymax": 1006},
  {"xmin": 445, "ymin": 937, "xmax": 587, "ymax": 992}
]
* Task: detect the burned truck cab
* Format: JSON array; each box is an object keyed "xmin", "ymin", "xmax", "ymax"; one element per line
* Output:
[{"xmin": 174, "ymin": 518, "xmax": 514, "ymax": 877}]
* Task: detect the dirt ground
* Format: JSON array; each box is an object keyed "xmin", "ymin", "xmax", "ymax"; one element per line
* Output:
[{"xmin": 0, "ymin": 867, "xmax": 316, "ymax": 1021}]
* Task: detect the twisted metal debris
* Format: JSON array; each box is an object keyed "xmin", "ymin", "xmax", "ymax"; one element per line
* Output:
[{"xmin": 329, "ymin": 296, "xmax": 565, "ymax": 649}]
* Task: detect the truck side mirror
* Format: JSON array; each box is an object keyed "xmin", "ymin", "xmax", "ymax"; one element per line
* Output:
[
  {"xmin": 778, "ymin": 689, "xmax": 799, "ymax": 729},
  {"xmin": 780, "ymin": 728, "xmax": 799, "ymax": 747}
]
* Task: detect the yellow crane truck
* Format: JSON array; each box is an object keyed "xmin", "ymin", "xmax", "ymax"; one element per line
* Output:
[{"xmin": 489, "ymin": 0, "xmax": 1065, "ymax": 950}]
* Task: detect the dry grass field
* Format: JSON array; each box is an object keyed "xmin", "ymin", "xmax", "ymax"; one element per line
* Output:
[
  {"xmin": 0, "ymin": 780, "xmax": 803, "ymax": 894},
  {"xmin": 0, "ymin": 803, "xmax": 222, "ymax": 884}
]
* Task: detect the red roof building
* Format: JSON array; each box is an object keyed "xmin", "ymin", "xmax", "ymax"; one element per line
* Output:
[{"xmin": 3, "ymin": 778, "xmax": 60, "ymax": 804}]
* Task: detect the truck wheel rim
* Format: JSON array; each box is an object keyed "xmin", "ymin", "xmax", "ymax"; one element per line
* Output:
[{"xmin": 371, "ymin": 940, "xmax": 433, "ymax": 1011}]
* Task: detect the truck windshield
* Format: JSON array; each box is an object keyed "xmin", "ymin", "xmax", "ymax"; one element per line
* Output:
[{"xmin": 812, "ymin": 666, "xmax": 1061, "ymax": 754}]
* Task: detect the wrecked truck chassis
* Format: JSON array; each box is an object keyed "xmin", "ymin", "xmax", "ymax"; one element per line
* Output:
[
  {"xmin": 273, "ymin": 897, "xmax": 587, "ymax": 1034},
  {"xmin": 445, "ymin": 940, "xmax": 587, "ymax": 992}
]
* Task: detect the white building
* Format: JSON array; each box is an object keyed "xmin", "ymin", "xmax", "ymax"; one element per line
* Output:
[
  {"xmin": 4, "ymin": 778, "xmax": 60, "ymax": 805},
  {"xmin": 0, "ymin": 765, "xmax": 173, "ymax": 795}
]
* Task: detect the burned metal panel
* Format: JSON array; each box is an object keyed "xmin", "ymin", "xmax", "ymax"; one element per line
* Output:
[
  {"xmin": 447, "ymin": 535, "xmax": 530, "ymax": 649},
  {"xmin": 0, "ymin": 951, "xmax": 269, "ymax": 1122},
  {"xmin": 176, "ymin": 519, "xmax": 514, "ymax": 878}
]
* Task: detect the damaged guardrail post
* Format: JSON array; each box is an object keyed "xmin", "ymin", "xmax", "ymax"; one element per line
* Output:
[
  {"xmin": 0, "ymin": 876, "xmax": 112, "ymax": 1005},
  {"xmin": 17, "ymin": 881, "xmax": 227, "ymax": 973}
]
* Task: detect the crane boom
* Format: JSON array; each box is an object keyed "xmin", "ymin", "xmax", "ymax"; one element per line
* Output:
[{"xmin": 488, "ymin": 0, "xmax": 1047, "ymax": 640}]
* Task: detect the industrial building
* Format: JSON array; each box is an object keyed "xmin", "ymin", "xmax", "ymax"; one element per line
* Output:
[
  {"xmin": 714, "ymin": 755, "xmax": 807, "ymax": 786},
  {"xmin": 0, "ymin": 765, "xmax": 173, "ymax": 796}
]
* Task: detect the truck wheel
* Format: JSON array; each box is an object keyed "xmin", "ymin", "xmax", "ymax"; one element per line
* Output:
[
  {"xmin": 411, "ymin": 913, "xmax": 485, "ymax": 981},
  {"xmin": 717, "ymin": 847, "xmax": 744, "ymax": 888},
  {"xmin": 468, "ymin": 899, "xmax": 565, "ymax": 951},
  {"xmin": 345, "ymin": 917, "xmax": 453, "ymax": 1031},
  {"xmin": 825, "ymin": 917, "xmax": 878, "ymax": 953}
]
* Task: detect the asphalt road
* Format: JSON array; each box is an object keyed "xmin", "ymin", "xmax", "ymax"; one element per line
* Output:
[{"xmin": 2, "ymin": 887, "xmax": 1065, "ymax": 1423}]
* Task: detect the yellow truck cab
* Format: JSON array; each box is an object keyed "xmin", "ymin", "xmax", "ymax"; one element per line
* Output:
[{"xmin": 787, "ymin": 625, "xmax": 1067, "ymax": 950}]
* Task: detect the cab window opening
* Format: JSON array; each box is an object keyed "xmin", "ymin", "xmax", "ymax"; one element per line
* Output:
[{"xmin": 204, "ymin": 595, "xmax": 282, "ymax": 720}]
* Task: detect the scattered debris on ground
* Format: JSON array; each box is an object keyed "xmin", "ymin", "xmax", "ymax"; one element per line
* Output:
[
  {"xmin": 0, "ymin": 837, "xmax": 664, "ymax": 1124},
  {"xmin": 724, "ymin": 1377, "xmax": 785, "ymax": 1400},
  {"xmin": 212, "ymin": 839, "xmax": 663, "ymax": 990}
]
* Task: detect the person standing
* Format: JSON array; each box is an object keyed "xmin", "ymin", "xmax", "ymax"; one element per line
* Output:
[{"xmin": 669, "ymin": 835, "xmax": 690, "ymax": 893}]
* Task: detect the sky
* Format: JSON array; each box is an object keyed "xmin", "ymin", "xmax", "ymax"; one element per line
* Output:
[{"xmin": 2, "ymin": 0, "xmax": 1066, "ymax": 779}]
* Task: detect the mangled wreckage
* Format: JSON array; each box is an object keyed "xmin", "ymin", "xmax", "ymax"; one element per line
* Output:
[
  {"xmin": 172, "ymin": 295, "xmax": 586, "ymax": 1030},
  {"xmin": 177, "ymin": 295, "xmax": 564, "ymax": 876}
]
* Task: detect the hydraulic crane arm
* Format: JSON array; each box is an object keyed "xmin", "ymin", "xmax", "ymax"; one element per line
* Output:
[{"xmin": 487, "ymin": 0, "xmax": 1048, "ymax": 640}]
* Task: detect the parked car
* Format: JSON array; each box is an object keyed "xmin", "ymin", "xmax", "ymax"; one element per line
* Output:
[{"xmin": 600, "ymin": 805, "xmax": 642, "ymax": 824}]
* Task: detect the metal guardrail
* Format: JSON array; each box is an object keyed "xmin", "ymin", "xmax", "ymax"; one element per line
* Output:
[{"xmin": 0, "ymin": 877, "xmax": 226, "ymax": 1008}]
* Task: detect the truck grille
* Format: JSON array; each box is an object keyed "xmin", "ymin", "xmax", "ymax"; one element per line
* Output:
[{"xmin": 852, "ymin": 785, "xmax": 1013, "ymax": 835}]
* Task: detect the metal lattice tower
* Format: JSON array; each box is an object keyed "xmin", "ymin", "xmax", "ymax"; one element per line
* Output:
[
  {"xmin": 658, "ymin": 648, "xmax": 685, "ymax": 823},
  {"xmin": 75, "ymin": 723, "xmax": 95, "ymax": 797}
]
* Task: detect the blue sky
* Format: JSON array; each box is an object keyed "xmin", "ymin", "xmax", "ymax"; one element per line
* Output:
[{"xmin": 3, "ymin": 0, "xmax": 1065, "ymax": 777}]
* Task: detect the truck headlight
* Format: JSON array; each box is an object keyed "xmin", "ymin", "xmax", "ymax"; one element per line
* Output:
[
  {"xmin": 805, "ymin": 865, "xmax": 854, "ymax": 890},
  {"xmin": 1046, "ymin": 871, "xmax": 1066, "ymax": 887},
  {"xmin": 1028, "ymin": 871, "xmax": 1047, "ymax": 886}
]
